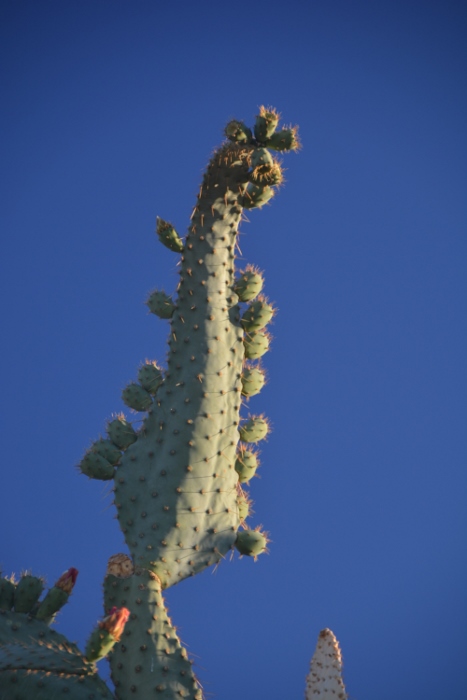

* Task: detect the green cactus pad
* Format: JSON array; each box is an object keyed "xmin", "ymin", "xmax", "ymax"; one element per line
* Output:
[
  {"xmin": 35, "ymin": 587, "xmax": 69, "ymax": 623},
  {"xmin": 104, "ymin": 566, "xmax": 202, "ymax": 699},
  {"xmin": 0, "ymin": 577, "xmax": 15, "ymax": 611},
  {"xmin": 241, "ymin": 366, "xmax": 265, "ymax": 397},
  {"xmin": 13, "ymin": 575, "xmax": 44, "ymax": 614},
  {"xmin": 235, "ymin": 449, "xmax": 259, "ymax": 483},
  {"xmin": 90, "ymin": 438, "xmax": 122, "ymax": 466},
  {"xmin": 243, "ymin": 330, "xmax": 270, "ymax": 359},
  {"xmin": 106, "ymin": 416, "xmax": 137, "ymax": 450},
  {"xmin": 241, "ymin": 183, "xmax": 274, "ymax": 209},
  {"xmin": 250, "ymin": 147, "xmax": 274, "ymax": 168},
  {"xmin": 122, "ymin": 382, "xmax": 153, "ymax": 412},
  {"xmin": 146, "ymin": 289, "xmax": 176, "ymax": 319},
  {"xmin": 254, "ymin": 107, "xmax": 280, "ymax": 142},
  {"xmin": 239, "ymin": 416, "xmax": 269, "ymax": 443},
  {"xmin": 0, "ymin": 610, "xmax": 115, "ymax": 699},
  {"xmin": 233, "ymin": 267, "xmax": 264, "ymax": 302},
  {"xmin": 79, "ymin": 450, "xmax": 115, "ymax": 480},
  {"xmin": 237, "ymin": 490, "xmax": 251, "ymax": 521},
  {"xmin": 266, "ymin": 126, "xmax": 300, "ymax": 152},
  {"xmin": 225, "ymin": 120, "xmax": 253, "ymax": 143},
  {"xmin": 137, "ymin": 361, "xmax": 163, "ymax": 393},
  {"xmin": 156, "ymin": 217, "xmax": 184, "ymax": 253},
  {"xmin": 235, "ymin": 529, "xmax": 268, "ymax": 557},
  {"xmin": 241, "ymin": 298, "xmax": 274, "ymax": 332}
]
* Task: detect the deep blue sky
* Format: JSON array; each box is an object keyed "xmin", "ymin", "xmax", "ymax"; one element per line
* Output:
[{"xmin": 1, "ymin": 1, "xmax": 466, "ymax": 698}]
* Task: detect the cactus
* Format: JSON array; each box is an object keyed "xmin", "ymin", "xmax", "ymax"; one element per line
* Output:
[{"xmin": 0, "ymin": 107, "xmax": 349, "ymax": 699}]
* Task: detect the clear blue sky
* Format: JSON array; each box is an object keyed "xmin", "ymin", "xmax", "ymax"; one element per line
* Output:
[{"xmin": 1, "ymin": 1, "xmax": 466, "ymax": 698}]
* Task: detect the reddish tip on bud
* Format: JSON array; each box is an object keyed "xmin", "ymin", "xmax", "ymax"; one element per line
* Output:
[
  {"xmin": 55, "ymin": 567, "xmax": 78, "ymax": 594},
  {"xmin": 100, "ymin": 606, "xmax": 130, "ymax": 641}
]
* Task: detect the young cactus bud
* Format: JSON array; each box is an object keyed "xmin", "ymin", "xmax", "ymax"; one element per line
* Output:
[
  {"xmin": 36, "ymin": 567, "xmax": 78, "ymax": 623},
  {"xmin": 137, "ymin": 361, "xmax": 163, "ymax": 394},
  {"xmin": 243, "ymin": 330, "xmax": 270, "ymax": 359},
  {"xmin": 241, "ymin": 297, "xmax": 275, "ymax": 332},
  {"xmin": 156, "ymin": 217, "xmax": 184, "ymax": 253},
  {"xmin": 305, "ymin": 629, "xmax": 347, "ymax": 700},
  {"xmin": 239, "ymin": 416, "xmax": 269, "ymax": 443},
  {"xmin": 90, "ymin": 438, "xmax": 122, "ymax": 466},
  {"xmin": 254, "ymin": 106, "xmax": 280, "ymax": 142},
  {"xmin": 233, "ymin": 266, "xmax": 264, "ymax": 302},
  {"xmin": 235, "ymin": 448, "xmax": 259, "ymax": 483},
  {"xmin": 146, "ymin": 289, "xmax": 175, "ymax": 319},
  {"xmin": 122, "ymin": 382, "xmax": 153, "ymax": 412},
  {"xmin": 236, "ymin": 487, "xmax": 252, "ymax": 522},
  {"xmin": 241, "ymin": 366, "xmax": 266, "ymax": 397},
  {"xmin": 14, "ymin": 574, "xmax": 44, "ymax": 614},
  {"xmin": 106, "ymin": 415, "xmax": 137, "ymax": 449},
  {"xmin": 79, "ymin": 450, "xmax": 115, "ymax": 480},
  {"xmin": 225, "ymin": 119, "xmax": 253, "ymax": 143},
  {"xmin": 0, "ymin": 575, "xmax": 16, "ymax": 610},
  {"xmin": 85, "ymin": 607, "xmax": 130, "ymax": 662},
  {"xmin": 241, "ymin": 183, "xmax": 274, "ymax": 209},
  {"xmin": 235, "ymin": 528, "xmax": 268, "ymax": 559},
  {"xmin": 266, "ymin": 126, "xmax": 300, "ymax": 152}
]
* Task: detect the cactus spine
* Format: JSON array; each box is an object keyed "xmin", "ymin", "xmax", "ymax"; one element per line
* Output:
[{"xmin": 1, "ymin": 107, "xmax": 348, "ymax": 700}]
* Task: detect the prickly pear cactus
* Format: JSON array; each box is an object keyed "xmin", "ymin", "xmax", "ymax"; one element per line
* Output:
[
  {"xmin": 1, "ymin": 108, "xmax": 353, "ymax": 700},
  {"xmin": 0, "ymin": 568, "xmax": 128, "ymax": 699}
]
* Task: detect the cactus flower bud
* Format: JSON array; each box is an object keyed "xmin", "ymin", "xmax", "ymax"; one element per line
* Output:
[
  {"xmin": 100, "ymin": 606, "xmax": 130, "ymax": 642},
  {"xmin": 55, "ymin": 567, "xmax": 78, "ymax": 594}
]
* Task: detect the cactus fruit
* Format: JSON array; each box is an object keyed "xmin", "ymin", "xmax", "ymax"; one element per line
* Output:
[
  {"xmin": 241, "ymin": 296, "xmax": 275, "ymax": 332},
  {"xmin": 156, "ymin": 217, "xmax": 184, "ymax": 252},
  {"xmin": 106, "ymin": 414, "xmax": 137, "ymax": 449},
  {"xmin": 146, "ymin": 289, "xmax": 175, "ymax": 318},
  {"xmin": 239, "ymin": 415, "xmax": 270, "ymax": 443},
  {"xmin": 235, "ymin": 448, "xmax": 259, "ymax": 483},
  {"xmin": 305, "ymin": 628, "xmax": 348, "ymax": 700},
  {"xmin": 121, "ymin": 382, "xmax": 153, "ymax": 411},
  {"xmin": 233, "ymin": 266, "xmax": 264, "ymax": 301},
  {"xmin": 235, "ymin": 528, "xmax": 268, "ymax": 558},
  {"xmin": 243, "ymin": 329, "xmax": 270, "ymax": 359},
  {"xmin": 241, "ymin": 365, "xmax": 266, "ymax": 397}
]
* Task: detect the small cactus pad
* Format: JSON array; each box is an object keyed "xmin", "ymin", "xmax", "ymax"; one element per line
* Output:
[
  {"xmin": 235, "ymin": 529, "xmax": 268, "ymax": 557},
  {"xmin": 122, "ymin": 382, "xmax": 153, "ymax": 412},
  {"xmin": 241, "ymin": 298, "xmax": 274, "ymax": 332},
  {"xmin": 156, "ymin": 217, "xmax": 184, "ymax": 252},
  {"xmin": 236, "ymin": 489, "xmax": 251, "ymax": 521},
  {"xmin": 239, "ymin": 416, "xmax": 269, "ymax": 443},
  {"xmin": 243, "ymin": 330, "xmax": 270, "ymax": 359},
  {"xmin": 146, "ymin": 289, "xmax": 175, "ymax": 318},
  {"xmin": 106, "ymin": 415, "xmax": 137, "ymax": 449},
  {"xmin": 137, "ymin": 361, "xmax": 163, "ymax": 393},
  {"xmin": 241, "ymin": 366, "xmax": 266, "ymax": 397},
  {"xmin": 79, "ymin": 450, "xmax": 115, "ymax": 480},
  {"xmin": 90, "ymin": 439, "xmax": 122, "ymax": 466},
  {"xmin": 0, "ymin": 576, "xmax": 15, "ymax": 610},
  {"xmin": 266, "ymin": 126, "xmax": 300, "ymax": 152},
  {"xmin": 241, "ymin": 183, "xmax": 274, "ymax": 209},
  {"xmin": 225, "ymin": 120, "xmax": 253, "ymax": 143},
  {"xmin": 234, "ymin": 267, "xmax": 264, "ymax": 301},
  {"xmin": 235, "ymin": 449, "xmax": 259, "ymax": 483},
  {"xmin": 13, "ymin": 575, "xmax": 44, "ymax": 614},
  {"xmin": 36, "ymin": 568, "xmax": 78, "ymax": 623},
  {"xmin": 305, "ymin": 629, "xmax": 347, "ymax": 700},
  {"xmin": 254, "ymin": 106, "xmax": 280, "ymax": 142}
]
